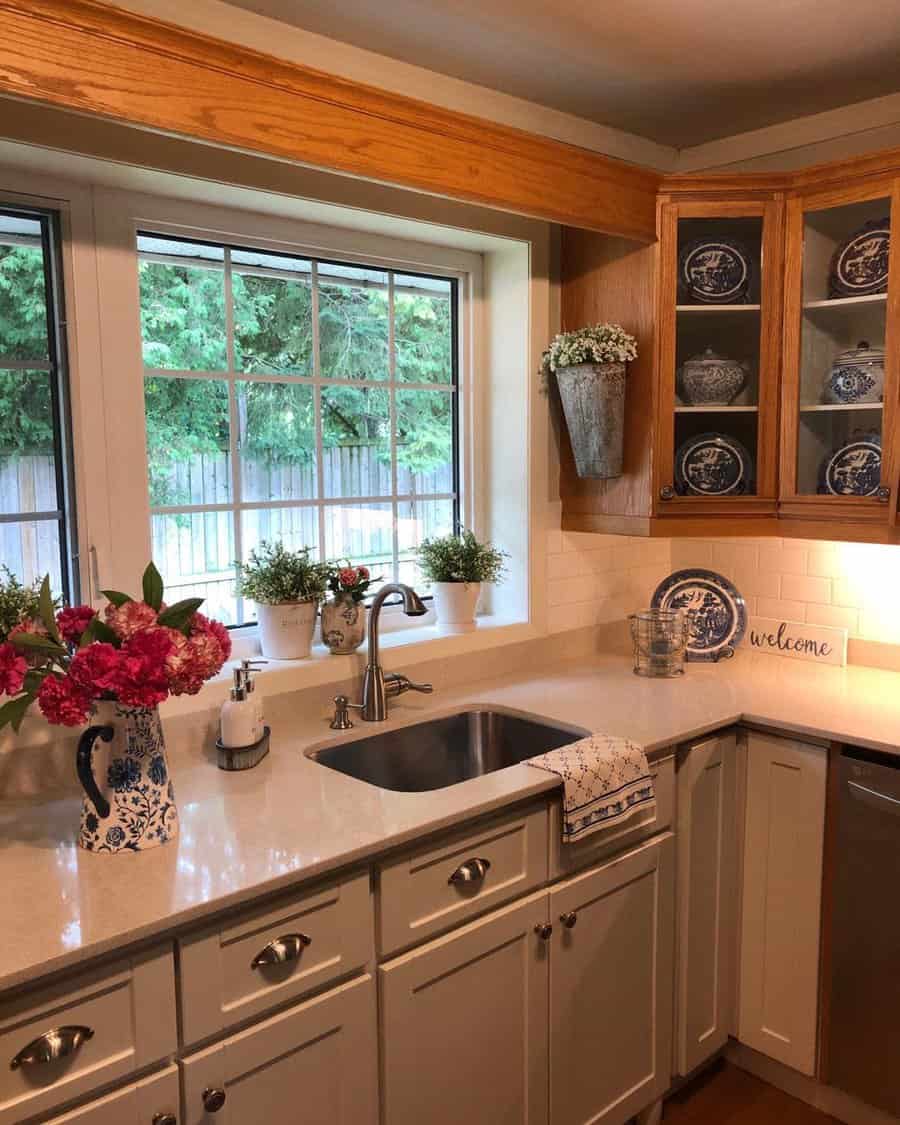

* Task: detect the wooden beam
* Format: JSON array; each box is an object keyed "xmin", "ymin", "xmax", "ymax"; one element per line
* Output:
[{"xmin": 0, "ymin": 0, "xmax": 661, "ymax": 240}]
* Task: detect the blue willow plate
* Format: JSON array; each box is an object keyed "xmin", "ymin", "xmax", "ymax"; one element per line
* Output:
[
  {"xmin": 652, "ymin": 569, "xmax": 746, "ymax": 662},
  {"xmin": 675, "ymin": 432, "xmax": 752, "ymax": 497},
  {"xmin": 818, "ymin": 432, "xmax": 882, "ymax": 496},
  {"xmin": 679, "ymin": 236, "xmax": 752, "ymax": 304},
  {"xmin": 828, "ymin": 217, "xmax": 890, "ymax": 298}
]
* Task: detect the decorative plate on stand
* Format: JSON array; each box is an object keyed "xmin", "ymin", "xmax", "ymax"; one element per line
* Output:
[
  {"xmin": 828, "ymin": 217, "xmax": 890, "ymax": 298},
  {"xmin": 675, "ymin": 432, "xmax": 752, "ymax": 496},
  {"xmin": 652, "ymin": 569, "xmax": 746, "ymax": 662},
  {"xmin": 818, "ymin": 432, "xmax": 882, "ymax": 496},
  {"xmin": 679, "ymin": 237, "xmax": 752, "ymax": 304}
]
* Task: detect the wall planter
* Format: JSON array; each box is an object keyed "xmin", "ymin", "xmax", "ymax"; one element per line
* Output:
[
  {"xmin": 256, "ymin": 600, "xmax": 318, "ymax": 660},
  {"xmin": 432, "ymin": 581, "xmax": 481, "ymax": 632},
  {"xmin": 555, "ymin": 361, "xmax": 627, "ymax": 478}
]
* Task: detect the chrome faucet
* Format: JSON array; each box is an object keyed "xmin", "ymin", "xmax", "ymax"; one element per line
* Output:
[{"xmin": 330, "ymin": 583, "xmax": 434, "ymax": 726}]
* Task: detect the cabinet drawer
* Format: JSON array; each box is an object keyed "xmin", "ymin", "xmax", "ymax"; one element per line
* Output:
[
  {"xmin": 179, "ymin": 870, "xmax": 373, "ymax": 1045},
  {"xmin": 378, "ymin": 803, "xmax": 548, "ymax": 956},
  {"xmin": 0, "ymin": 946, "xmax": 176, "ymax": 1125},
  {"xmin": 44, "ymin": 1065, "xmax": 179, "ymax": 1125},
  {"xmin": 549, "ymin": 752, "xmax": 675, "ymax": 877}
]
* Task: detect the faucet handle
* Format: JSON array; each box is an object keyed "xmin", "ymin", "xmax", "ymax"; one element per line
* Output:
[{"xmin": 385, "ymin": 673, "xmax": 434, "ymax": 697}]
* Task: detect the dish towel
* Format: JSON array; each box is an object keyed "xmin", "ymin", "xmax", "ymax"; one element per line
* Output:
[{"xmin": 528, "ymin": 734, "xmax": 655, "ymax": 843}]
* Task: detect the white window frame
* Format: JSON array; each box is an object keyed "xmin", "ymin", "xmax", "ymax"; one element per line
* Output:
[{"xmin": 90, "ymin": 189, "xmax": 483, "ymax": 632}]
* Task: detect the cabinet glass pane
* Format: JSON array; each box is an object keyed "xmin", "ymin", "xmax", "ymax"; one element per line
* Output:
[
  {"xmin": 673, "ymin": 216, "xmax": 763, "ymax": 497},
  {"xmin": 796, "ymin": 197, "xmax": 889, "ymax": 496}
]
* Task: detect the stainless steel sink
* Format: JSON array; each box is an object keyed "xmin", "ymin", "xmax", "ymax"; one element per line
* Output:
[{"xmin": 309, "ymin": 708, "xmax": 587, "ymax": 792}]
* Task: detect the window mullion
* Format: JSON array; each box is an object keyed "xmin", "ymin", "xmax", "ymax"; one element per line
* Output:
[
  {"xmin": 312, "ymin": 260, "xmax": 326, "ymax": 563},
  {"xmin": 388, "ymin": 271, "xmax": 400, "ymax": 585},
  {"xmin": 224, "ymin": 246, "xmax": 244, "ymax": 625}
]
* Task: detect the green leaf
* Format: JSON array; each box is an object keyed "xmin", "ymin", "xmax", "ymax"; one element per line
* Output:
[
  {"xmin": 156, "ymin": 597, "xmax": 204, "ymax": 632},
  {"xmin": 142, "ymin": 562, "xmax": 164, "ymax": 611},
  {"xmin": 0, "ymin": 693, "xmax": 34, "ymax": 733},
  {"xmin": 23, "ymin": 669, "xmax": 46, "ymax": 694},
  {"xmin": 38, "ymin": 576, "xmax": 61, "ymax": 644},
  {"xmin": 10, "ymin": 632, "xmax": 67, "ymax": 655},
  {"xmin": 101, "ymin": 589, "xmax": 133, "ymax": 608},
  {"xmin": 89, "ymin": 618, "xmax": 120, "ymax": 646}
]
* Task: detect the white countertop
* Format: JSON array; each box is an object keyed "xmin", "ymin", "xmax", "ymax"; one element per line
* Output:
[{"xmin": 2, "ymin": 648, "xmax": 899, "ymax": 995}]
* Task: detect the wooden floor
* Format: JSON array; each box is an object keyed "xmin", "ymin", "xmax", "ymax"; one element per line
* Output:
[{"xmin": 663, "ymin": 1061, "xmax": 843, "ymax": 1124}]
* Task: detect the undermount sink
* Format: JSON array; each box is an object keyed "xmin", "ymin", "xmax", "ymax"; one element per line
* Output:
[{"xmin": 308, "ymin": 708, "xmax": 588, "ymax": 792}]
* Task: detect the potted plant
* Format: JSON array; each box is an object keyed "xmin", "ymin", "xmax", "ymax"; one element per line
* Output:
[
  {"xmin": 0, "ymin": 563, "xmax": 231, "ymax": 853},
  {"xmin": 541, "ymin": 323, "xmax": 638, "ymax": 478},
  {"xmin": 236, "ymin": 541, "xmax": 329, "ymax": 660},
  {"xmin": 417, "ymin": 529, "xmax": 506, "ymax": 631},
  {"xmin": 321, "ymin": 561, "xmax": 379, "ymax": 655}
]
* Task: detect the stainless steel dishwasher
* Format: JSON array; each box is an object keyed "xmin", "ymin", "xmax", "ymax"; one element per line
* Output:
[{"xmin": 827, "ymin": 746, "xmax": 900, "ymax": 1117}]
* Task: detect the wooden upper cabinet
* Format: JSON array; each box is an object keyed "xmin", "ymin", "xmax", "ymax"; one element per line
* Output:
[{"xmin": 779, "ymin": 177, "xmax": 900, "ymax": 534}]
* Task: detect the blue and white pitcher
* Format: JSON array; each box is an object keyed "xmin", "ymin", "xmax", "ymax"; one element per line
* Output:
[{"xmin": 76, "ymin": 701, "xmax": 178, "ymax": 853}]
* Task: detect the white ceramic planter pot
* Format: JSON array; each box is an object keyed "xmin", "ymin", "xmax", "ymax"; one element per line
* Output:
[
  {"xmin": 256, "ymin": 599, "xmax": 318, "ymax": 659},
  {"xmin": 432, "ymin": 581, "xmax": 481, "ymax": 632}
]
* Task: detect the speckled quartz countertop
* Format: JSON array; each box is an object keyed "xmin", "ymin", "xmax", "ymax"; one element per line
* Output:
[{"xmin": 2, "ymin": 648, "xmax": 900, "ymax": 995}]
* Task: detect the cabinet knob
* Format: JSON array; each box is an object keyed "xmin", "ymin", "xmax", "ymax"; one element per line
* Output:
[
  {"xmin": 202, "ymin": 1088, "xmax": 227, "ymax": 1113},
  {"xmin": 659, "ymin": 484, "xmax": 676, "ymax": 501},
  {"xmin": 448, "ymin": 857, "xmax": 491, "ymax": 885},
  {"xmin": 560, "ymin": 911, "xmax": 578, "ymax": 929},
  {"xmin": 876, "ymin": 486, "xmax": 891, "ymax": 502},
  {"xmin": 250, "ymin": 932, "xmax": 311, "ymax": 969},
  {"xmin": 153, "ymin": 1115, "xmax": 177, "ymax": 1125},
  {"xmin": 534, "ymin": 922, "xmax": 553, "ymax": 940}
]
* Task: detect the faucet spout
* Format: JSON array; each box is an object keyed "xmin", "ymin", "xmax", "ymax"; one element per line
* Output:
[{"xmin": 361, "ymin": 582, "xmax": 429, "ymax": 721}]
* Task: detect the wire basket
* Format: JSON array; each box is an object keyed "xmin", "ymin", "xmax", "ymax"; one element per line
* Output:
[{"xmin": 629, "ymin": 609, "xmax": 689, "ymax": 677}]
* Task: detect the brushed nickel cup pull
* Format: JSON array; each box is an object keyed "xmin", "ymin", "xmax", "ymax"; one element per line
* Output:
[
  {"xmin": 10, "ymin": 1025, "xmax": 94, "ymax": 1070},
  {"xmin": 560, "ymin": 911, "xmax": 578, "ymax": 929},
  {"xmin": 152, "ymin": 1114, "xmax": 177, "ymax": 1125},
  {"xmin": 448, "ymin": 857, "xmax": 491, "ymax": 885},
  {"xmin": 250, "ymin": 932, "xmax": 311, "ymax": 969},
  {"xmin": 202, "ymin": 1088, "xmax": 227, "ymax": 1113},
  {"xmin": 534, "ymin": 922, "xmax": 553, "ymax": 940}
]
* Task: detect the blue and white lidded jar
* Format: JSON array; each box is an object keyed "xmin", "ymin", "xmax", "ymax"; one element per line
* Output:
[{"xmin": 824, "ymin": 341, "xmax": 884, "ymax": 405}]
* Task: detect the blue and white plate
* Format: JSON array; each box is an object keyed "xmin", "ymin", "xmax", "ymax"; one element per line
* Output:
[
  {"xmin": 679, "ymin": 236, "xmax": 752, "ymax": 304},
  {"xmin": 818, "ymin": 432, "xmax": 882, "ymax": 496},
  {"xmin": 675, "ymin": 432, "xmax": 752, "ymax": 497},
  {"xmin": 829, "ymin": 217, "xmax": 890, "ymax": 299},
  {"xmin": 652, "ymin": 569, "xmax": 746, "ymax": 662}
]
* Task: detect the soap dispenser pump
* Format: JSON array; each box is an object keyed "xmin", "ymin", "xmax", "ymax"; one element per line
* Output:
[{"xmin": 241, "ymin": 658, "xmax": 268, "ymax": 732}]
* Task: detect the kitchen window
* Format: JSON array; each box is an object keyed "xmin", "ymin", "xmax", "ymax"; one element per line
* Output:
[
  {"xmin": 0, "ymin": 205, "xmax": 77, "ymax": 600},
  {"xmin": 137, "ymin": 233, "xmax": 460, "ymax": 625}
]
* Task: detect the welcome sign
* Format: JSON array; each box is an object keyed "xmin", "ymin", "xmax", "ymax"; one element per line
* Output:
[{"xmin": 743, "ymin": 616, "xmax": 848, "ymax": 667}]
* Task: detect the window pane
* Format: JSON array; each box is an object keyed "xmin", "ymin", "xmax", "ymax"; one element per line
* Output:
[
  {"xmin": 139, "ymin": 259, "xmax": 227, "ymax": 371},
  {"xmin": 0, "ymin": 518, "xmax": 62, "ymax": 593},
  {"xmin": 318, "ymin": 265, "xmax": 389, "ymax": 381},
  {"xmin": 324, "ymin": 503, "xmax": 393, "ymax": 583},
  {"xmin": 242, "ymin": 506, "xmax": 319, "ymax": 560},
  {"xmin": 397, "ymin": 498, "xmax": 454, "ymax": 589},
  {"xmin": 322, "ymin": 386, "xmax": 391, "ymax": 498},
  {"xmin": 396, "ymin": 389, "xmax": 453, "ymax": 494},
  {"xmin": 233, "ymin": 268, "xmax": 313, "ymax": 376},
  {"xmin": 0, "ymin": 227, "xmax": 49, "ymax": 361},
  {"xmin": 394, "ymin": 274, "xmax": 452, "ymax": 385},
  {"xmin": 238, "ymin": 381, "xmax": 316, "ymax": 502},
  {"xmin": 152, "ymin": 511, "xmax": 236, "ymax": 625},
  {"xmin": 0, "ymin": 370, "xmax": 56, "ymax": 514},
  {"xmin": 144, "ymin": 377, "xmax": 231, "ymax": 507}
]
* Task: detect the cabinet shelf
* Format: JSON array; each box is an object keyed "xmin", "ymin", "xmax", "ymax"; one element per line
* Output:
[
  {"xmin": 799, "ymin": 402, "xmax": 883, "ymax": 413},
  {"xmin": 676, "ymin": 304, "xmax": 761, "ymax": 313},
  {"xmin": 674, "ymin": 405, "xmax": 759, "ymax": 413},
  {"xmin": 803, "ymin": 293, "xmax": 887, "ymax": 311}
]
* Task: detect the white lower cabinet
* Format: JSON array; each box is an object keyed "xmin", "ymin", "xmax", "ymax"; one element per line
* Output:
[
  {"xmin": 380, "ymin": 890, "xmax": 550, "ymax": 1125},
  {"xmin": 44, "ymin": 1066, "xmax": 179, "ymax": 1125},
  {"xmin": 675, "ymin": 732, "xmax": 738, "ymax": 1076},
  {"xmin": 738, "ymin": 732, "xmax": 827, "ymax": 1076},
  {"xmin": 181, "ymin": 974, "xmax": 378, "ymax": 1124},
  {"xmin": 549, "ymin": 833, "xmax": 675, "ymax": 1125}
]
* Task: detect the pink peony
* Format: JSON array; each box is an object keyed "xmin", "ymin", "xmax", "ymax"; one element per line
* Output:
[
  {"xmin": 356, "ymin": 566, "xmax": 370, "ymax": 581},
  {"xmin": 203, "ymin": 617, "xmax": 232, "ymax": 663},
  {"xmin": 57, "ymin": 605, "xmax": 97, "ymax": 643},
  {"xmin": 114, "ymin": 629, "xmax": 173, "ymax": 708},
  {"xmin": 0, "ymin": 642, "xmax": 27, "ymax": 696},
  {"xmin": 69, "ymin": 643, "xmax": 122, "ymax": 697},
  {"xmin": 37, "ymin": 674, "xmax": 93, "ymax": 727},
  {"xmin": 9, "ymin": 618, "xmax": 51, "ymax": 668},
  {"xmin": 338, "ymin": 567, "xmax": 358, "ymax": 588},
  {"xmin": 104, "ymin": 600, "xmax": 158, "ymax": 640}
]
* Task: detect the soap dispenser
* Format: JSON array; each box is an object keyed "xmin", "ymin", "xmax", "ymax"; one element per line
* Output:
[{"xmin": 220, "ymin": 667, "xmax": 262, "ymax": 749}]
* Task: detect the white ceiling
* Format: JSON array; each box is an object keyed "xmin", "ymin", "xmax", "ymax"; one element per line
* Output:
[{"xmin": 222, "ymin": 0, "xmax": 900, "ymax": 148}]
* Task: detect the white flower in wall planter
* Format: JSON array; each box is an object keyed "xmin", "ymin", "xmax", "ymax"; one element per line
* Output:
[
  {"xmin": 540, "ymin": 323, "xmax": 638, "ymax": 479},
  {"xmin": 416, "ymin": 530, "xmax": 507, "ymax": 633}
]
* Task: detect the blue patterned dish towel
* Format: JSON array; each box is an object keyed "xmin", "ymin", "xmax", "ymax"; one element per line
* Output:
[{"xmin": 528, "ymin": 734, "xmax": 655, "ymax": 843}]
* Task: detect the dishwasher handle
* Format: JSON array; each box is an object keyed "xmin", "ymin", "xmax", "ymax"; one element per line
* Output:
[{"xmin": 847, "ymin": 779, "xmax": 900, "ymax": 817}]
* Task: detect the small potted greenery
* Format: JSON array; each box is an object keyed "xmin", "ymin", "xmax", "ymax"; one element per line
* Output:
[
  {"xmin": 416, "ymin": 529, "xmax": 506, "ymax": 631},
  {"xmin": 236, "ymin": 541, "xmax": 329, "ymax": 659},
  {"xmin": 320, "ymin": 561, "xmax": 379, "ymax": 655}
]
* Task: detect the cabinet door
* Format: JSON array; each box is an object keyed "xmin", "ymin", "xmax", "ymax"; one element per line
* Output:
[
  {"xmin": 675, "ymin": 732, "xmax": 738, "ymax": 1076},
  {"xmin": 44, "ymin": 1066, "xmax": 178, "ymax": 1125},
  {"xmin": 182, "ymin": 975, "xmax": 377, "ymax": 1125},
  {"xmin": 549, "ymin": 833, "xmax": 674, "ymax": 1125},
  {"xmin": 739, "ymin": 733, "xmax": 827, "ymax": 1075},
  {"xmin": 380, "ymin": 890, "xmax": 550, "ymax": 1125}
]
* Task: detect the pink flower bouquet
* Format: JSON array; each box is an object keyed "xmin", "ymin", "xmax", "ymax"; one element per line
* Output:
[{"xmin": 0, "ymin": 563, "xmax": 231, "ymax": 732}]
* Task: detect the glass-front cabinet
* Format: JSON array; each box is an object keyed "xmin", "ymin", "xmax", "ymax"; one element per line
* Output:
[
  {"xmin": 780, "ymin": 180, "xmax": 900, "ymax": 525},
  {"xmin": 655, "ymin": 198, "xmax": 783, "ymax": 518}
]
